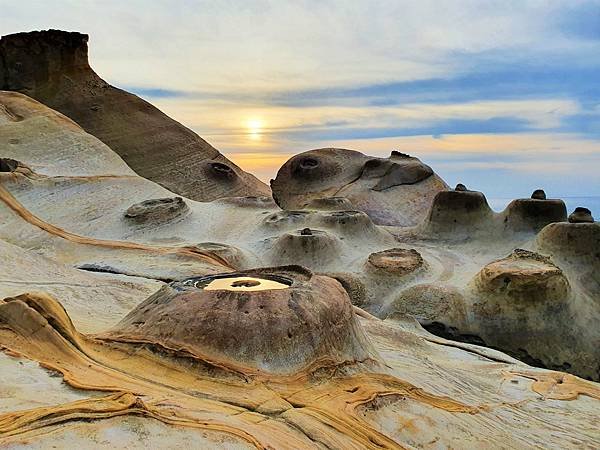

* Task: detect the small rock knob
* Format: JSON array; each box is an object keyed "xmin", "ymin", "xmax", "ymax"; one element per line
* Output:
[
  {"xmin": 455, "ymin": 183, "xmax": 468, "ymax": 191},
  {"xmin": 568, "ymin": 207, "xmax": 594, "ymax": 223},
  {"xmin": 300, "ymin": 227, "xmax": 313, "ymax": 236},
  {"xmin": 531, "ymin": 189, "xmax": 546, "ymax": 200}
]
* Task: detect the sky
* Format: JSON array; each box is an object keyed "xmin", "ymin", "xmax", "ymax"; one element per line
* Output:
[{"xmin": 2, "ymin": 0, "xmax": 600, "ymax": 203}]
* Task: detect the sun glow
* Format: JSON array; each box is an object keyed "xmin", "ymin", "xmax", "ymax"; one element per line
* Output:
[{"xmin": 246, "ymin": 118, "xmax": 264, "ymax": 141}]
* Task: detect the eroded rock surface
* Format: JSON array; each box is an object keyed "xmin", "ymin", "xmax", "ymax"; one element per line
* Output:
[
  {"xmin": 568, "ymin": 207, "xmax": 594, "ymax": 223},
  {"xmin": 271, "ymin": 148, "xmax": 448, "ymax": 226},
  {"xmin": 0, "ymin": 30, "xmax": 269, "ymax": 201},
  {"xmin": 102, "ymin": 266, "xmax": 376, "ymax": 375},
  {"xmin": 124, "ymin": 197, "xmax": 189, "ymax": 225},
  {"xmin": 1, "ymin": 74, "xmax": 599, "ymax": 448}
]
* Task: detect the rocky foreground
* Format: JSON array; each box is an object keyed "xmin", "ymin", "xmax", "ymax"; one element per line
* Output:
[{"xmin": 0, "ymin": 30, "xmax": 599, "ymax": 449}]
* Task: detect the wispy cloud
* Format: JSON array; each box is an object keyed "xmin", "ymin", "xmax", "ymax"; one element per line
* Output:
[{"xmin": 2, "ymin": 0, "xmax": 599, "ymax": 198}]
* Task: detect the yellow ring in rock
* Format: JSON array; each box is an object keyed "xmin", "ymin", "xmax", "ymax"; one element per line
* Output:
[{"xmin": 204, "ymin": 276, "xmax": 290, "ymax": 291}]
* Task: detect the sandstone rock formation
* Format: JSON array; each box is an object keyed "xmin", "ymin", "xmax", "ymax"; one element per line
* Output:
[
  {"xmin": 568, "ymin": 206, "xmax": 594, "ymax": 223},
  {"xmin": 271, "ymin": 148, "xmax": 448, "ymax": 226},
  {"xmin": 102, "ymin": 266, "xmax": 377, "ymax": 375},
  {"xmin": 1, "ymin": 88, "xmax": 599, "ymax": 447},
  {"xmin": 0, "ymin": 30, "xmax": 269, "ymax": 201}
]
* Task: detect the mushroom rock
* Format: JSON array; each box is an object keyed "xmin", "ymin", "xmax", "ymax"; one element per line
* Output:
[
  {"xmin": 454, "ymin": 183, "xmax": 468, "ymax": 191},
  {"xmin": 100, "ymin": 266, "xmax": 378, "ymax": 375},
  {"xmin": 531, "ymin": 189, "xmax": 547, "ymax": 200},
  {"xmin": 466, "ymin": 249, "xmax": 600, "ymax": 377},
  {"xmin": 0, "ymin": 30, "xmax": 269, "ymax": 201},
  {"xmin": 271, "ymin": 148, "xmax": 448, "ymax": 226},
  {"xmin": 568, "ymin": 207, "xmax": 594, "ymax": 223},
  {"xmin": 420, "ymin": 190, "xmax": 494, "ymax": 235},
  {"xmin": 536, "ymin": 221, "xmax": 600, "ymax": 265},
  {"xmin": 124, "ymin": 197, "xmax": 189, "ymax": 225},
  {"xmin": 535, "ymin": 221, "xmax": 600, "ymax": 308},
  {"xmin": 265, "ymin": 228, "xmax": 342, "ymax": 267},
  {"xmin": 501, "ymin": 198, "xmax": 567, "ymax": 232},
  {"xmin": 366, "ymin": 248, "xmax": 424, "ymax": 275},
  {"xmin": 471, "ymin": 249, "xmax": 570, "ymax": 305}
]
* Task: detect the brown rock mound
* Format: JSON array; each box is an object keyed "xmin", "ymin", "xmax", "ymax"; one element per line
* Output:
[
  {"xmin": 536, "ymin": 221, "xmax": 600, "ymax": 265},
  {"xmin": 101, "ymin": 266, "xmax": 377, "ymax": 375},
  {"xmin": 568, "ymin": 207, "xmax": 594, "ymax": 223},
  {"xmin": 0, "ymin": 30, "xmax": 269, "ymax": 201},
  {"xmin": 421, "ymin": 190, "xmax": 494, "ymax": 235},
  {"xmin": 472, "ymin": 249, "xmax": 570, "ymax": 304}
]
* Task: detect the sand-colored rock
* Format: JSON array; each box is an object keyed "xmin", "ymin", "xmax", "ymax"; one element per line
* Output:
[
  {"xmin": 0, "ymin": 30, "xmax": 269, "ymax": 201},
  {"xmin": 1, "ymin": 88, "xmax": 599, "ymax": 448},
  {"xmin": 271, "ymin": 148, "xmax": 448, "ymax": 226}
]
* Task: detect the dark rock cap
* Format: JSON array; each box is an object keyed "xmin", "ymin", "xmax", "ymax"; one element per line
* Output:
[
  {"xmin": 531, "ymin": 189, "xmax": 547, "ymax": 200},
  {"xmin": 568, "ymin": 207, "xmax": 594, "ymax": 223}
]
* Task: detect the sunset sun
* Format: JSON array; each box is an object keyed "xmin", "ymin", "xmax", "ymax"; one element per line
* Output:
[{"xmin": 246, "ymin": 118, "xmax": 263, "ymax": 141}]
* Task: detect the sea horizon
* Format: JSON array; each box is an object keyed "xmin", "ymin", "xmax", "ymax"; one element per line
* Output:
[{"xmin": 488, "ymin": 196, "xmax": 599, "ymax": 217}]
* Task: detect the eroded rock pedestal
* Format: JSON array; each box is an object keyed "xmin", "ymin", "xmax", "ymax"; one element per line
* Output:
[{"xmin": 102, "ymin": 266, "xmax": 377, "ymax": 375}]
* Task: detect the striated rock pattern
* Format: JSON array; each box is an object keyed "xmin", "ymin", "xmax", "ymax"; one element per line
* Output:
[{"xmin": 0, "ymin": 30, "xmax": 269, "ymax": 201}]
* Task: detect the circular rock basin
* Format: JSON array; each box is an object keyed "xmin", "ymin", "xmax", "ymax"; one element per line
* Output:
[
  {"xmin": 185, "ymin": 274, "xmax": 291, "ymax": 292},
  {"xmin": 367, "ymin": 248, "xmax": 424, "ymax": 275}
]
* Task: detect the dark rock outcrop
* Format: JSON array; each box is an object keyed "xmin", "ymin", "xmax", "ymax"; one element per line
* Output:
[
  {"xmin": 568, "ymin": 207, "xmax": 594, "ymax": 223},
  {"xmin": 502, "ymin": 198, "xmax": 567, "ymax": 232},
  {"xmin": 531, "ymin": 189, "xmax": 546, "ymax": 200},
  {"xmin": 421, "ymin": 190, "xmax": 494, "ymax": 234},
  {"xmin": 0, "ymin": 29, "xmax": 269, "ymax": 201}
]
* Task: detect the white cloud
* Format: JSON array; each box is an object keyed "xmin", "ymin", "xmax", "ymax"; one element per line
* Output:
[{"xmin": 1, "ymin": 0, "xmax": 598, "ymax": 92}]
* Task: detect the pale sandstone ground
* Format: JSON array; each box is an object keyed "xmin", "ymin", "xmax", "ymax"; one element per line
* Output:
[{"xmin": 0, "ymin": 91, "xmax": 599, "ymax": 448}]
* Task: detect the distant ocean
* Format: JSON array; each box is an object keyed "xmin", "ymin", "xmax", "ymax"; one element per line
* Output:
[{"xmin": 488, "ymin": 196, "xmax": 600, "ymax": 218}]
